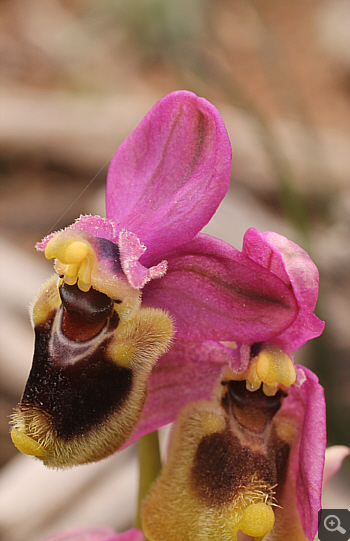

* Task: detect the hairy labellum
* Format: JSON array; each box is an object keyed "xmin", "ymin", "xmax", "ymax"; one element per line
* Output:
[
  {"xmin": 11, "ymin": 230, "xmax": 173, "ymax": 468},
  {"xmin": 142, "ymin": 376, "xmax": 295, "ymax": 541}
]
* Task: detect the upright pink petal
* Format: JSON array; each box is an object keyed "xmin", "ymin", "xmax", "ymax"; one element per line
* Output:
[
  {"xmin": 106, "ymin": 91, "xmax": 231, "ymax": 263},
  {"xmin": 142, "ymin": 233, "xmax": 298, "ymax": 342},
  {"xmin": 242, "ymin": 228, "xmax": 324, "ymax": 350}
]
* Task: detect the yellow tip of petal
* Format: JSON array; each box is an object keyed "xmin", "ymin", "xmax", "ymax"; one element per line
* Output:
[
  {"xmin": 11, "ymin": 429, "xmax": 48, "ymax": 458},
  {"xmin": 256, "ymin": 344, "xmax": 296, "ymax": 387},
  {"xmin": 240, "ymin": 502, "xmax": 275, "ymax": 537}
]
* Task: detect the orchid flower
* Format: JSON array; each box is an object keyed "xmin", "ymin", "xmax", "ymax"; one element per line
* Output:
[
  {"xmin": 11, "ymin": 90, "xmax": 234, "ymax": 467},
  {"xmin": 142, "ymin": 365, "xmax": 326, "ymax": 541},
  {"xmin": 10, "ymin": 90, "xmax": 328, "ymax": 540},
  {"xmin": 137, "ymin": 230, "xmax": 327, "ymax": 539},
  {"xmin": 129, "ymin": 226, "xmax": 325, "ymax": 442}
]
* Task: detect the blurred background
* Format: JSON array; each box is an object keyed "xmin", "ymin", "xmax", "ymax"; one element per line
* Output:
[{"xmin": 0, "ymin": 0, "xmax": 349, "ymax": 539}]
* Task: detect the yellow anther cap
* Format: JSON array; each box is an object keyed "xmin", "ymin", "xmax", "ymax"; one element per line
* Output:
[
  {"xmin": 240, "ymin": 502, "xmax": 275, "ymax": 537},
  {"xmin": 45, "ymin": 235, "xmax": 90, "ymax": 265},
  {"xmin": 256, "ymin": 344, "xmax": 296, "ymax": 387},
  {"xmin": 60, "ymin": 240, "xmax": 89, "ymax": 264},
  {"xmin": 44, "ymin": 232, "xmax": 97, "ymax": 292}
]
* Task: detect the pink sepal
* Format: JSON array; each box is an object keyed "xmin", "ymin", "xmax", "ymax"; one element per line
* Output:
[{"xmin": 106, "ymin": 91, "xmax": 231, "ymax": 264}]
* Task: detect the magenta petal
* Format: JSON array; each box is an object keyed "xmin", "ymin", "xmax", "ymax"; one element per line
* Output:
[
  {"xmin": 243, "ymin": 229, "xmax": 320, "ymax": 309},
  {"xmin": 281, "ymin": 366, "xmax": 326, "ymax": 541},
  {"xmin": 275, "ymin": 310, "xmax": 325, "ymax": 352},
  {"xmin": 242, "ymin": 228, "xmax": 325, "ymax": 350},
  {"xmin": 118, "ymin": 230, "xmax": 167, "ymax": 288},
  {"xmin": 106, "ymin": 91, "xmax": 231, "ymax": 262},
  {"xmin": 126, "ymin": 339, "xmax": 235, "ymax": 444},
  {"xmin": 142, "ymin": 233, "xmax": 298, "ymax": 342}
]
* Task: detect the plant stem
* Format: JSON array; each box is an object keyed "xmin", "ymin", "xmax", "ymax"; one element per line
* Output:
[{"xmin": 135, "ymin": 430, "xmax": 162, "ymax": 530}]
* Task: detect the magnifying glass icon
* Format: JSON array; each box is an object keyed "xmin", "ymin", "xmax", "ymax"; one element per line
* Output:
[{"xmin": 324, "ymin": 514, "xmax": 346, "ymax": 534}]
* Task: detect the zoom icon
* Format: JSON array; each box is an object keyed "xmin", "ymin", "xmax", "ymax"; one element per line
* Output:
[{"xmin": 318, "ymin": 509, "xmax": 350, "ymax": 540}]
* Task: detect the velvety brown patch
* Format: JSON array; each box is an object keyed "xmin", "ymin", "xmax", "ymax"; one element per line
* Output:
[
  {"xmin": 191, "ymin": 381, "xmax": 290, "ymax": 507},
  {"xmin": 191, "ymin": 428, "xmax": 278, "ymax": 507},
  {"xmin": 20, "ymin": 314, "xmax": 132, "ymax": 440}
]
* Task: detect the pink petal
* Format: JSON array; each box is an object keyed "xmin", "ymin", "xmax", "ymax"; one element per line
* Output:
[
  {"xmin": 127, "ymin": 339, "xmax": 235, "ymax": 443},
  {"xmin": 323, "ymin": 445, "xmax": 350, "ymax": 488},
  {"xmin": 118, "ymin": 230, "xmax": 167, "ymax": 289},
  {"xmin": 242, "ymin": 228, "xmax": 325, "ymax": 350},
  {"xmin": 243, "ymin": 229, "xmax": 320, "ymax": 311},
  {"xmin": 142, "ymin": 233, "xmax": 298, "ymax": 342},
  {"xmin": 106, "ymin": 91, "xmax": 231, "ymax": 263},
  {"xmin": 278, "ymin": 366, "xmax": 326, "ymax": 541},
  {"xmin": 275, "ymin": 310, "xmax": 325, "ymax": 352}
]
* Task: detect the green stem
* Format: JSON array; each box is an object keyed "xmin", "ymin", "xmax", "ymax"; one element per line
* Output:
[{"xmin": 135, "ymin": 430, "xmax": 162, "ymax": 530}]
